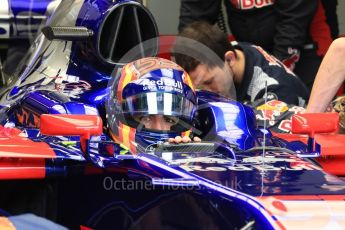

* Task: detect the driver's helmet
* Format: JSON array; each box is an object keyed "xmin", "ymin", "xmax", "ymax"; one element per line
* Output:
[{"xmin": 107, "ymin": 57, "xmax": 197, "ymax": 154}]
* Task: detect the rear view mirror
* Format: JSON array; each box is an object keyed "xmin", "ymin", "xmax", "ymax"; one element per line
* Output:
[
  {"xmin": 292, "ymin": 113, "xmax": 339, "ymax": 137},
  {"xmin": 40, "ymin": 114, "xmax": 103, "ymax": 152}
]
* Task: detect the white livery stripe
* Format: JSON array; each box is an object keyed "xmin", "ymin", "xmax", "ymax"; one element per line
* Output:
[{"xmin": 0, "ymin": 0, "xmax": 10, "ymax": 39}]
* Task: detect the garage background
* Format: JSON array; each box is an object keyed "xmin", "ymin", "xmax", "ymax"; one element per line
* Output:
[{"xmin": 145, "ymin": 0, "xmax": 345, "ymax": 36}]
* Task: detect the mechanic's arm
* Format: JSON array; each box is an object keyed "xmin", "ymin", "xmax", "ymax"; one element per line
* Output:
[
  {"xmin": 178, "ymin": 0, "xmax": 221, "ymax": 32},
  {"xmin": 307, "ymin": 38, "xmax": 345, "ymax": 113},
  {"xmin": 273, "ymin": 0, "xmax": 318, "ymax": 70}
]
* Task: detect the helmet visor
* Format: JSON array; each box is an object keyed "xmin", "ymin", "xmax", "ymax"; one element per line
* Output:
[{"xmin": 122, "ymin": 92, "xmax": 195, "ymax": 120}]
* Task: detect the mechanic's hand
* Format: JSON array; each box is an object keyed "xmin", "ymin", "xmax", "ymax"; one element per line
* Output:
[{"xmin": 168, "ymin": 136, "xmax": 201, "ymax": 143}]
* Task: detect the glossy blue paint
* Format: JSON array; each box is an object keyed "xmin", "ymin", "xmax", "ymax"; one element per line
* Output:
[
  {"xmin": 21, "ymin": 91, "xmax": 65, "ymax": 114},
  {"xmin": 0, "ymin": 28, "xmax": 6, "ymax": 35},
  {"xmin": 122, "ymin": 69, "xmax": 188, "ymax": 98},
  {"xmin": 71, "ymin": 0, "xmax": 120, "ymax": 69},
  {"xmin": 178, "ymin": 150, "xmax": 345, "ymax": 196},
  {"xmin": 9, "ymin": 86, "xmax": 20, "ymax": 97},
  {"xmin": 57, "ymin": 174, "xmax": 268, "ymax": 229},
  {"xmin": 196, "ymin": 91, "xmax": 257, "ymax": 150},
  {"xmin": 75, "ymin": 0, "xmax": 138, "ymax": 38},
  {"xmin": 135, "ymin": 154, "xmax": 276, "ymax": 229},
  {"xmin": 8, "ymin": 0, "xmax": 59, "ymax": 38},
  {"xmin": 65, "ymin": 59, "xmax": 113, "ymax": 105},
  {"xmin": 10, "ymin": 0, "xmax": 52, "ymax": 15}
]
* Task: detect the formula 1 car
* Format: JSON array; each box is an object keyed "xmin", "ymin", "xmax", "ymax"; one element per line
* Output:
[{"xmin": 1, "ymin": 0, "xmax": 345, "ymax": 229}]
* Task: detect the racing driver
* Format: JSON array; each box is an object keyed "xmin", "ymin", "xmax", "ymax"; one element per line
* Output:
[{"xmin": 106, "ymin": 57, "xmax": 201, "ymax": 154}]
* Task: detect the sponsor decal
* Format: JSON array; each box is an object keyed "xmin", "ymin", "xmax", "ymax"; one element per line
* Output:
[
  {"xmin": 174, "ymin": 152, "xmax": 319, "ymax": 172},
  {"xmin": 278, "ymin": 119, "xmax": 292, "ymax": 133},
  {"xmin": 137, "ymin": 77, "xmax": 184, "ymax": 93},
  {"xmin": 282, "ymin": 47, "xmax": 300, "ymax": 71},
  {"xmin": 256, "ymin": 99, "xmax": 288, "ymax": 125},
  {"xmin": 257, "ymin": 100, "xmax": 288, "ymax": 113},
  {"xmin": 230, "ymin": 0, "xmax": 275, "ymax": 10},
  {"xmin": 255, "ymin": 101, "xmax": 306, "ymax": 132}
]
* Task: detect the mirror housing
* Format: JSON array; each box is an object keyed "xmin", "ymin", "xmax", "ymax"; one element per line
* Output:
[
  {"xmin": 292, "ymin": 113, "xmax": 339, "ymax": 137},
  {"xmin": 40, "ymin": 114, "xmax": 103, "ymax": 152}
]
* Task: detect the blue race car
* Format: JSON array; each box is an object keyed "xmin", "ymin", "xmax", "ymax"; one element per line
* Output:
[{"xmin": 1, "ymin": 0, "xmax": 345, "ymax": 229}]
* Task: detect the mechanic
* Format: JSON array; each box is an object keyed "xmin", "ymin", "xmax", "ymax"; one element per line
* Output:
[
  {"xmin": 305, "ymin": 37, "xmax": 345, "ymax": 133},
  {"xmin": 107, "ymin": 57, "xmax": 200, "ymax": 153},
  {"xmin": 173, "ymin": 21, "xmax": 309, "ymax": 107},
  {"xmin": 307, "ymin": 37, "xmax": 345, "ymax": 113},
  {"xmin": 254, "ymin": 36, "xmax": 345, "ymax": 133},
  {"xmin": 178, "ymin": 0, "xmax": 336, "ymax": 92}
]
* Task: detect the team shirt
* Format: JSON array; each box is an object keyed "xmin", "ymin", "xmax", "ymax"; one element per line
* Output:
[{"xmin": 234, "ymin": 42, "xmax": 309, "ymax": 106}]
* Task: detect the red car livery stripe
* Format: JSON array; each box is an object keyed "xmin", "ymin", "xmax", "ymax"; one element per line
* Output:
[
  {"xmin": 0, "ymin": 125, "xmax": 56, "ymax": 159},
  {"xmin": 0, "ymin": 137, "xmax": 56, "ymax": 159},
  {"xmin": 314, "ymin": 134, "xmax": 345, "ymax": 156},
  {"xmin": 0, "ymin": 125, "xmax": 56, "ymax": 179},
  {"xmin": 258, "ymin": 195, "xmax": 345, "ymax": 229},
  {"xmin": 0, "ymin": 158, "xmax": 46, "ymax": 179},
  {"xmin": 271, "ymin": 132, "xmax": 308, "ymax": 144},
  {"xmin": 312, "ymin": 134, "xmax": 345, "ymax": 176},
  {"xmin": 317, "ymin": 157, "xmax": 345, "ymax": 176}
]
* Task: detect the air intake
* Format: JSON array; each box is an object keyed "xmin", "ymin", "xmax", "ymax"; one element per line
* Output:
[{"xmin": 98, "ymin": 2, "xmax": 158, "ymax": 65}]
